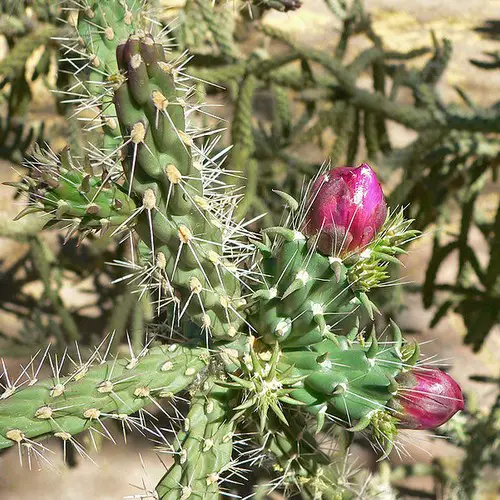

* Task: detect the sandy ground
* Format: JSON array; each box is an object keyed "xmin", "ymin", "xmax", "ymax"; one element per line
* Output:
[{"xmin": 0, "ymin": 0, "xmax": 499, "ymax": 498}]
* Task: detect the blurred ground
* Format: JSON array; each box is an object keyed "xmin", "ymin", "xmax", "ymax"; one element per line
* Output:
[{"xmin": 0, "ymin": 0, "xmax": 499, "ymax": 498}]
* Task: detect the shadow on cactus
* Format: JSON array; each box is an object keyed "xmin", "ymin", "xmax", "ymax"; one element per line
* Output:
[{"xmin": 0, "ymin": 1, "xmax": 465, "ymax": 498}]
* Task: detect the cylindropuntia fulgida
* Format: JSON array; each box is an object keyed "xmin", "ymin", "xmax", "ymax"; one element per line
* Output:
[{"xmin": 1, "ymin": 1, "xmax": 464, "ymax": 498}]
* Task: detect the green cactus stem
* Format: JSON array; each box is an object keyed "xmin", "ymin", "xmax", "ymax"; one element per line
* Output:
[
  {"xmin": 156, "ymin": 382, "xmax": 235, "ymax": 499},
  {"xmin": 247, "ymin": 229, "xmax": 357, "ymax": 347},
  {"xmin": 219, "ymin": 320, "xmax": 418, "ymax": 457},
  {"xmin": 16, "ymin": 145, "xmax": 137, "ymax": 241},
  {"xmin": 113, "ymin": 33, "xmax": 245, "ymax": 341},
  {"xmin": 247, "ymin": 202, "xmax": 418, "ymax": 346},
  {"xmin": 0, "ymin": 343, "xmax": 208, "ymax": 450},
  {"xmin": 282, "ymin": 322, "xmax": 416, "ymax": 455},
  {"xmin": 74, "ymin": 0, "xmax": 144, "ymax": 150},
  {"xmin": 260, "ymin": 414, "xmax": 349, "ymax": 499}
]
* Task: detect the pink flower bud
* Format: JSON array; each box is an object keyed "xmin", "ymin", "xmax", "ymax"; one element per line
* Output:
[
  {"xmin": 395, "ymin": 367, "xmax": 464, "ymax": 430},
  {"xmin": 302, "ymin": 163, "xmax": 387, "ymax": 256}
]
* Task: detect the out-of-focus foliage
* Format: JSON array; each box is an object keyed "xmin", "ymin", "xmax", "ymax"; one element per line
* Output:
[{"xmin": 0, "ymin": 1, "xmax": 63, "ymax": 162}]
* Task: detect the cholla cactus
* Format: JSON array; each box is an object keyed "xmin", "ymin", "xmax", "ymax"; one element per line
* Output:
[{"xmin": 0, "ymin": 1, "xmax": 464, "ymax": 497}]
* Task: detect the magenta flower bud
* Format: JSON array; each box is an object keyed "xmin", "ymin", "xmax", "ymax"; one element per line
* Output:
[
  {"xmin": 395, "ymin": 367, "xmax": 465, "ymax": 430},
  {"xmin": 302, "ymin": 163, "xmax": 387, "ymax": 256}
]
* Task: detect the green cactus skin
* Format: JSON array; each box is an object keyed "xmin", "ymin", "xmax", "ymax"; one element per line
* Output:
[
  {"xmin": 113, "ymin": 34, "xmax": 244, "ymax": 341},
  {"xmin": 0, "ymin": 322, "xmax": 413, "ymax": 473},
  {"xmin": 262, "ymin": 415, "xmax": 349, "ymax": 499},
  {"xmin": 156, "ymin": 382, "xmax": 235, "ymax": 499},
  {"xmin": 42, "ymin": 171, "xmax": 132, "ymax": 227},
  {"xmin": 0, "ymin": 344, "xmax": 208, "ymax": 450},
  {"xmin": 76, "ymin": 0, "xmax": 144, "ymax": 150},
  {"xmin": 219, "ymin": 321, "xmax": 416, "ymax": 457},
  {"xmin": 282, "ymin": 322, "xmax": 417, "ymax": 455},
  {"xmin": 247, "ymin": 231, "xmax": 356, "ymax": 347},
  {"xmin": 283, "ymin": 331, "xmax": 404, "ymax": 423},
  {"xmin": 17, "ymin": 146, "xmax": 137, "ymax": 236}
]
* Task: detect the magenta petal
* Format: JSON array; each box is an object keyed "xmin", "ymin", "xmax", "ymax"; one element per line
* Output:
[
  {"xmin": 396, "ymin": 367, "xmax": 465, "ymax": 430},
  {"xmin": 303, "ymin": 163, "xmax": 387, "ymax": 256}
]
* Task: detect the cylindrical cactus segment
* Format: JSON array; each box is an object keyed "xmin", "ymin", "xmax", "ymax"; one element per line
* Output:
[
  {"xmin": 156, "ymin": 382, "xmax": 235, "ymax": 499},
  {"xmin": 218, "ymin": 323, "xmax": 420, "ymax": 457},
  {"xmin": 0, "ymin": 344, "xmax": 208, "ymax": 450},
  {"xmin": 247, "ymin": 230, "xmax": 357, "ymax": 347},
  {"xmin": 284, "ymin": 335, "xmax": 402, "ymax": 420},
  {"xmin": 279, "ymin": 323, "xmax": 415, "ymax": 452},
  {"xmin": 262, "ymin": 415, "xmax": 348, "ymax": 499},
  {"xmin": 19, "ymin": 146, "xmax": 137, "ymax": 237},
  {"xmin": 113, "ymin": 34, "xmax": 243, "ymax": 341},
  {"xmin": 76, "ymin": 0, "xmax": 144, "ymax": 149}
]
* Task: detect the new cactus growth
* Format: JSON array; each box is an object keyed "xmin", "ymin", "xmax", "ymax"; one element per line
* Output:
[
  {"xmin": 156, "ymin": 382, "xmax": 236, "ymax": 499},
  {"xmin": 16, "ymin": 146, "xmax": 137, "ymax": 239},
  {"xmin": 0, "ymin": 1, "xmax": 466, "ymax": 497},
  {"xmin": 113, "ymin": 33, "xmax": 246, "ymax": 341}
]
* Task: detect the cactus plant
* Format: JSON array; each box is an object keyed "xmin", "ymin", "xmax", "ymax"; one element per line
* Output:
[{"xmin": 0, "ymin": 1, "xmax": 466, "ymax": 497}]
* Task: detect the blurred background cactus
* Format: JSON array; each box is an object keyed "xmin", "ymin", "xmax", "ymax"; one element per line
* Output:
[{"xmin": 0, "ymin": 0, "xmax": 498, "ymax": 498}]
